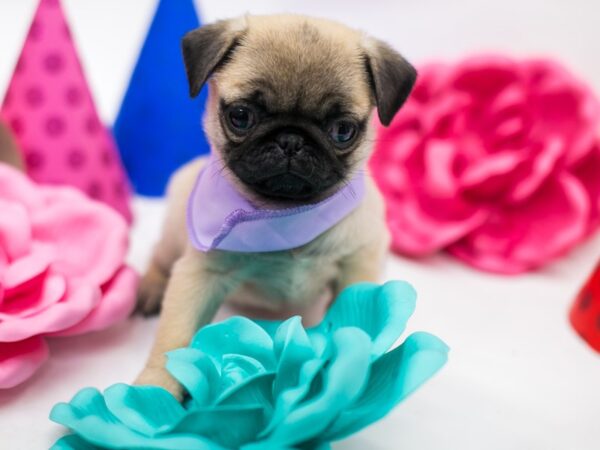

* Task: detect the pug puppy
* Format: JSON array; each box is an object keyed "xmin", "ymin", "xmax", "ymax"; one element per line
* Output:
[{"xmin": 135, "ymin": 14, "xmax": 416, "ymax": 397}]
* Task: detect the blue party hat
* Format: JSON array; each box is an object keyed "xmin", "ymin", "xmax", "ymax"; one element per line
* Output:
[{"xmin": 114, "ymin": 0, "xmax": 210, "ymax": 196}]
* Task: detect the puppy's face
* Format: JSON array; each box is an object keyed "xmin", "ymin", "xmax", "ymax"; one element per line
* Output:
[{"xmin": 182, "ymin": 15, "xmax": 416, "ymax": 202}]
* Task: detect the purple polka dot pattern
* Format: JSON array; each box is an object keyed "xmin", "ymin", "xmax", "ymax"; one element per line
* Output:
[
  {"xmin": 67, "ymin": 148, "xmax": 85, "ymax": 168},
  {"xmin": 65, "ymin": 86, "xmax": 82, "ymax": 106},
  {"xmin": 25, "ymin": 86, "xmax": 44, "ymax": 107},
  {"xmin": 45, "ymin": 116, "xmax": 65, "ymax": 137},
  {"xmin": 10, "ymin": 117, "xmax": 24, "ymax": 136},
  {"xmin": 26, "ymin": 150, "xmax": 44, "ymax": 170},
  {"xmin": 44, "ymin": 52, "xmax": 64, "ymax": 73},
  {"xmin": 102, "ymin": 148, "xmax": 113, "ymax": 166},
  {"xmin": 85, "ymin": 115, "xmax": 100, "ymax": 134},
  {"xmin": 0, "ymin": 0, "xmax": 132, "ymax": 222},
  {"xmin": 29, "ymin": 21, "xmax": 42, "ymax": 40},
  {"xmin": 88, "ymin": 181, "xmax": 102, "ymax": 199}
]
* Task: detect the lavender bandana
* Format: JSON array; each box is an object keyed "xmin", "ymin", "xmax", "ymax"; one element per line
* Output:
[{"xmin": 187, "ymin": 157, "xmax": 365, "ymax": 253}]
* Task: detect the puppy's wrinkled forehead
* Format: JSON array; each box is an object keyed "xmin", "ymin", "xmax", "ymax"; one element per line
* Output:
[
  {"xmin": 183, "ymin": 14, "xmax": 416, "ymax": 126},
  {"xmin": 214, "ymin": 16, "xmax": 372, "ymax": 118}
]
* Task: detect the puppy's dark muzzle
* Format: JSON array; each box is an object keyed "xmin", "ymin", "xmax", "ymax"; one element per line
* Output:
[
  {"xmin": 252, "ymin": 172, "xmax": 315, "ymax": 199},
  {"xmin": 229, "ymin": 129, "xmax": 340, "ymax": 201},
  {"xmin": 276, "ymin": 132, "xmax": 304, "ymax": 156},
  {"xmin": 249, "ymin": 132, "xmax": 320, "ymax": 199}
]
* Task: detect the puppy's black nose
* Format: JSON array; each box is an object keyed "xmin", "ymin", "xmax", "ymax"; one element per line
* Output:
[{"xmin": 276, "ymin": 133, "xmax": 304, "ymax": 156}]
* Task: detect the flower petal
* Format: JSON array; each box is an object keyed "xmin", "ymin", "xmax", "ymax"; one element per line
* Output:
[
  {"xmin": 52, "ymin": 266, "xmax": 138, "ymax": 337},
  {"xmin": 314, "ymin": 281, "xmax": 417, "ymax": 358},
  {"xmin": 3, "ymin": 242, "xmax": 53, "ymax": 292},
  {"xmin": 451, "ymin": 55, "xmax": 519, "ymax": 99},
  {"xmin": 0, "ymin": 274, "xmax": 66, "ymax": 319},
  {"xmin": 369, "ymin": 131, "xmax": 420, "ymax": 196},
  {"xmin": 50, "ymin": 387, "xmax": 222, "ymax": 450},
  {"xmin": 260, "ymin": 358, "xmax": 326, "ymax": 438},
  {"xmin": 0, "ymin": 199, "xmax": 31, "ymax": 261},
  {"xmin": 422, "ymin": 140, "xmax": 462, "ymax": 198},
  {"xmin": 324, "ymin": 332, "xmax": 449, "ymax": 440},
  {"xmin": 32, "ymin": 186, "xmax": 129, "ymax": 286},
  {"xmin": 51, "ymin": 434, "xmax": 102, "ymax": 449},
  {"xmin": 0, "ymin": 163, "xmax": 43, "ymax": 210},
  {"xmin": 166, "ymin": 348, "xmax": 220, "ymax": 407},
  {"xmin": 173, "ymin": 404, "xmax": 264, "ymax": 449},
  {"xmin": 259, "ymin": 328, "xmax": 372, "ymax": 447},
  {"xmin": 526, "ymin": 59, "xmax": 600, "ymax": 166},
  {"xmin": 104, "ymin": 384, "xmax": 186, "ymax": 437},
  {"xmin": 219, "ymin": 355, "xmax": 269, "ymax": 394},
  {"xmin": 0, "ymin": 336, "xmax": 49, "ymax": 389},
  {"xmin": 506, "ymin": 137, "xmax": 565, "ymax": 203},
  {"xmin": 449, "ymin": 174, "xmax": 591, "ymax": 273},
  {"xmin": 272, "ymin": 316, "xmax": 316, "ymax": 396},
  {"xmin": 191, "ymin": 317, "xmax": 275, "ymax": 371},
  {"xmin": 571, "ymin": 143, "xmax": 600, "ymax": 229},
  {"xmin": 243, "ymin": 443, "xmax": 331, "ymax": 450},
  {"xmin": 0, "ymin": 283, "xmax": 100, "ymax": 342},
  {"xmin": 459, "ymin": 151, "xmax": 525, "ymax": 198},
  {"xmin": 51, "ymin": 387, "xmax": 116, "ymax": 423},
  {"xmin": 217, "ymin": 372, "xmax": 275, "ymax": 414},
  {"xmin": 385, "ymin": 194, "xmax": 488, "ymax": 256}
]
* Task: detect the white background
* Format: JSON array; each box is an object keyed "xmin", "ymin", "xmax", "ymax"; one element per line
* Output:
[{"xmin": 1, "ymin": 1, "xmax": 600, "ymax": 449}]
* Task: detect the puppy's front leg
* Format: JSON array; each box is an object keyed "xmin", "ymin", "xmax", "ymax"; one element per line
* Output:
[
  {"xmin": 135, "ymin": 248, "xmax": 226, "ymax": 399},
  {"xmin": 337, "ymin": 235, "xmax": 389, "ymax": 291}
]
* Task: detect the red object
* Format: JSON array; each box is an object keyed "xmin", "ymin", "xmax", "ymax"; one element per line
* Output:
[
  {"xmin": 570, "ymin": 260, "xmax": 600, "ymax": 352},
  {"xmin": 370, "ymin": 55, "xmax": 600, "ymax": 274}
]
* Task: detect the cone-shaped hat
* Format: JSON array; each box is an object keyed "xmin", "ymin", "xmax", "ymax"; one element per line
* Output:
[
  {"xmin": 114, "ymin": 0, "xmax": 210, "ymax": 196},
  {"xmin": 1, "ymin": 0, "xmax": 132, "ymax": 221}
]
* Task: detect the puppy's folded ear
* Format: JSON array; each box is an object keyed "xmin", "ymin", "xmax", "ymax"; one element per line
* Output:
[
  {"xmin": 363, "ymin": 39, "xmax": 417, "ymax": 126},
  {"xmin": 182, "ymin": 18, "xmax": 246, "ymax": 97}
]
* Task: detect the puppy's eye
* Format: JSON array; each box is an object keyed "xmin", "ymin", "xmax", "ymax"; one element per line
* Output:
[
  {"xmin": 328, "ymin": 120, "xmax": 357, "ymax": 145},
  {"xmin": 227, "ymin": 106, "xmax": 256, "ymax": 132}
]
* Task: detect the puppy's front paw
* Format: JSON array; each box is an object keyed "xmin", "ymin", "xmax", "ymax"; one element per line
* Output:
[
  {"xmin": 135, "ymin": 264, "xmax": 168, "ymax": 316},
  {"xmin": 134, "ymin": 366, "xmax": 184, "ymax": 401}
]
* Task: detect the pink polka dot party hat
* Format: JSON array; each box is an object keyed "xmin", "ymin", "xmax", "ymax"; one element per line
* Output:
[{"xmin": 0, "ymin": 0, "xmax": 132, "ymax": 221}]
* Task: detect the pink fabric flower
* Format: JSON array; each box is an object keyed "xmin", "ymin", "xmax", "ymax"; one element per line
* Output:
[
  {"xmin": 0, "ymin": 163, "xmax": 137, "ymax": 388},
  {"xmin": 370, "ymin": 55, "xmax": 600, "ymax": 274}
]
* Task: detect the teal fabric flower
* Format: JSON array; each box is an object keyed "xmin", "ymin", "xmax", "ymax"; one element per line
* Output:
[{"xmin": 50, "ymin": 281, "xmax": 448, "ymax": 449}]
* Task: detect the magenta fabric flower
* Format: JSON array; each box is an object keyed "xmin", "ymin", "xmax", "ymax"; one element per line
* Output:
[
  {"xmin": 0, "ymin": 163, "xmax": 137, "ymax": 388},
  {"xmin": 371, "ymin": 55, "xmax": 600, "ymax": 274}
]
